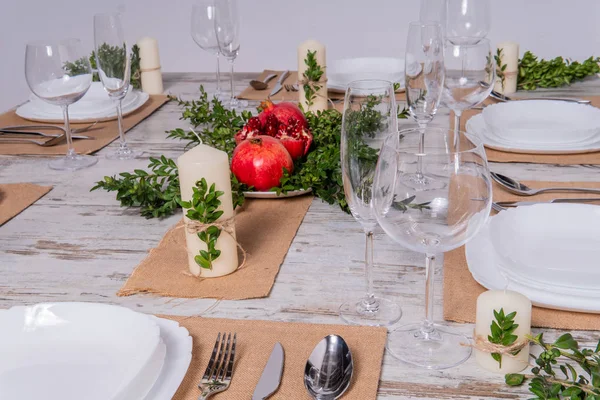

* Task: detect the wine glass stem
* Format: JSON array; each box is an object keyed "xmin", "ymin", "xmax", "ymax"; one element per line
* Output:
[
  {"xmin": 116, "ymin": 99, "xmax": 125, "ymax": 146},
  {"xmin": 61, "ymin": 105, "xmax": 75, "ymax": 158},
  {"xmin": 416, "ymin": 122, "xmax": 427, "ymax": 180},
  {"xmin": 422, "ymin": 254, "xmax": 436, "ymax": 335},
  {"xmin": 229, "ymin": 60, "xmax": 235, "ymax": 103},
  {"xmin": 361, "ymin": 230, "xmax": 378, "ymax": 310},
  {"xmin": 453, "ymin": 111, "xmax": 462, "ymax": 150},
  {"xmin": 215, "ymin": 53, "xmax": 222, "ymax": 94}
]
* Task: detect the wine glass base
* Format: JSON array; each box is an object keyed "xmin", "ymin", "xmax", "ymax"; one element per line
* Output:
[
  {"xmin": 106, "ymin": 147, "xmax": 143, "ymax": 160},
  {"xmin": 49, "ymin": 155, "xmax": 98, "ymax": 171},
  {"xmin": 339, "ymin": 297, "xmax": 402, "ymax": 327},
  {"xmin": 387, "ymin": 322, "xmax": 472, "ymax": 369},
  {"xmin": 398, "ymin": 173, "xmax": 447, "ymax": 191},
  {"xmin": 226, "ymin": 98, "xmax": 248, "ymax": 110}
]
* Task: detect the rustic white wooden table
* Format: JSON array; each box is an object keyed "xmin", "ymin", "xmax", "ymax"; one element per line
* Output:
[{"xmin": 2, "ymin": 73, "xmax": 600, "ymax": 399}]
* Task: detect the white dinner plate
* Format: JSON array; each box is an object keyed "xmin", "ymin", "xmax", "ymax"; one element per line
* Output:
[
  {"xmin": 488, "ymin": 203, "xmax": 600, "ymax": 290},
  {"xmin": 327, "ymin": 57, "xmax": 405, "ymax": 93},
  {"xmin": 145, "ymin": 317, "xmax": 193, "ymax": 400},
  {"xmin": 243, "ymin": 188, "xmax": 312, "ymax": 199},
  {"xmin": 466, "ymin": 216, "xmax": 600, "ymax": 313},
  {"xmin": 482, "ymin": 100, "xmax": 600, "ymax": 145},
  {"xmin": 16, "ymin": 82, "xmax": 150, "ymax": 123},
  {"xmin": 466, "ymin": 113, "xmax": 600, "ymax": 154},
  {"xmin": 0, "ymin": 302, "xmax": 163, "ymax": 400}
]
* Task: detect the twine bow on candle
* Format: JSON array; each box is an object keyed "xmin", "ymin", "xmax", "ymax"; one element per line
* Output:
[{"xmin": 465, "ymin": 331, "xmax": 530, "ymax": 357}]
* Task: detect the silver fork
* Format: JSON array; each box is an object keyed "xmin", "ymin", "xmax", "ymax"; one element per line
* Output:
[
  {"xmin": 284, "ymin": 83, "xmax": 299, "ymax": 92},
  {"xmin": 198, "ymin": 332, "xmax": 236, "ymax": 400}
]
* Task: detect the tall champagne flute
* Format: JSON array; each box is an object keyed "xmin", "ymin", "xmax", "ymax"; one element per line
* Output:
[
  {"xmin": 404, "ymin": 21, "xmax": 445, "ymax": 189},
  {"xmin": 443, "ymin": 39, "xmax": 495, "ymax": 147},
  {"xmin": 445, "ymin": 0, "xmax": 491, "ymax": 44},
  {"xmin": 339, "ymin": 80, "xmax": 402, "ymax": 326},
  {"xmin": 191, "ymin": 0, "xmax": 224, "ymax": 98},
  {"xmin": 373, "ymin": 127, "xmax": 491, "ymax": 369},
  {"xmin": 94, "ymin": 12, "xmax": 141, "ymax": 160},
  {"xmin": 25, "ymin": 39, "xmax": 96, "ymax": 170},
  {"xmin": 214, "ymin": 0, "xmax": 247, "ymax": 109}
]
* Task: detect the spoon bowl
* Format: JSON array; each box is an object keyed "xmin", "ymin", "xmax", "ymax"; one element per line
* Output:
[
  {"xmin": 304, "ymin": 335, "xmax": 353, "ymax": 400},
  {"xmin": 491, "ymin": 171, "xmax": 600, "ymax": 196},
  {"xmin": 249, "ymin": 73, "xmax": 278, "ymax": 90}
]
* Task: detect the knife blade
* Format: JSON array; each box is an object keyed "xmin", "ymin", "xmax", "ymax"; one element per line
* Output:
[
  {"xmin": 0, "ymin": 130, "xmax": 91, "ymax": 140},
  {"xmin": 496, "ymin": 198, "xmax": 600, "ymax": 207},
  {"xmin": 252, "ymin": 342, "xmax": 284, "ymax": 400},
  {"xmin": 269, "ymin": 70, "xmax": 290, "ymax": 97}
]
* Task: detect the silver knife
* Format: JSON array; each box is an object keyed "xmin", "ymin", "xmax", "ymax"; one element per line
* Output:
[
  {"xmin": 269, "ymin": 71, "xmax": 290, "ymax": 97},
  {"xmin": 497, "ymin": 198, "xmax": 600, "ymax": 207},
  {"xmin": 252, "ymin": 342, "xmax": 284, "ymax": 400},
  {"xmin": 0, "ymin": 130, "xmax": 91, "ymax": 140}
]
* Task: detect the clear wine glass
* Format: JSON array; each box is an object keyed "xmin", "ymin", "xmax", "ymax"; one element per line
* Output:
[
  {"xmin": 25, "ymin": 39, "xmax": 96, "ymax": 170},
  {"xmin": 373, "ymin": 127, "xmax": 492, "ymax": 369},
  {"xmin": 339, "ymin": 80, "xmax": 402, "ymax": 326},
  {"xmin": 419, "ymin": 0, "xmax": 446, "ymax": 33},
  {"xmin": 442, "ymin": 38, "xmax": 495, "ymax": 148},
  {"xmin": 404, "ymin": 21, "xmax": 445, "ymax": 189},
  {"xmin": 191, "ymin": 0, "xmax": 224, "ymax": 98},
  {"xmin": 445, "ymin": 0, "xmax": 491, "ymax": 44},
  {"xmin": 214, "ymin": 0, "xmax": 247, "ymax": 109},
  {"xmin": 94, "ymin": 12, "xmax": 141, "ymax": 160}
]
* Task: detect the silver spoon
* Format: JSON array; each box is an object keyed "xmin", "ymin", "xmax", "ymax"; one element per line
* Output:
[
  {"xmin": 304, "ymin": 335, "xmax": 353, "ymax": 400},
  {"xmin": 490, "ymin": 90, "xmax": 590, "ymax": 105},
  {"xmin": 491, "ymin": 171, "xmax": 600, "ymax": 196},
  {"xmin": 249, "ymin": 73, "xmax": 278, "ymax": 90}
]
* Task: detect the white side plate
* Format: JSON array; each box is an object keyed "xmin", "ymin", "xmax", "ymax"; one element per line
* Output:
[{"xmin": 327, "ymin": 57, "xmax": 405, "ymax": 93}]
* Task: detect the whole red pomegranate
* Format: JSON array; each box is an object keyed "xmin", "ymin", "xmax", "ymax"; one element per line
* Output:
[
  {"xmin": 275, "ymin": 117, "xmax": 313, "ymax": 160},
  {"xmin": 231, "ymin": 136, "xmax": 294, "ymax": 191},
  {"xmin": 259, "ymin": 100, "xmax": 308, "ymax": 129}
]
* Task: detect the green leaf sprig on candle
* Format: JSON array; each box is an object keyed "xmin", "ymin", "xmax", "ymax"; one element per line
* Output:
[
  {"xmin": 302, "ymin": 50, "xmax": 325, "ymax": 108},
  {"xmin": 494, "ymin": 48, "xmax": 508, "ymax": 91},
  {"xmin": 506, "ymin": 333, "xmax": 600, "ymax": 399},
  {"xmin": 488, "ymin": 308, "xmax": 520, "ymax": 368},
  {"xmin": 64, "ymin": 44, "xmax": 142, "ymax": 89},
  {"xmin": 517, "ymin": 51, "xmax": 600, "ymax": 91},
  {"xmin": 178, "ymin": 178, "xmax": 225, "ymax": 270}
]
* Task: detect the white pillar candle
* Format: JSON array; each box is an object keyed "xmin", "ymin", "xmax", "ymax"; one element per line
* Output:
[
  {"xmin": 298, "ymin": 40, "xmax": 327, "ymax": 112},
  {"xmin": 494, "ymin": 42, "xmax": 519, "ymax": 95},
  {"xmin": 177, "ymin": 144, "xmax": 238, "ymax": 278},
  {"xmin": 137, "ymin": 37, "xmax": 164, "ymax": 95},
  {"xmin": 475, "ymin": 290, "xmax": 532, "ymax": 374}
]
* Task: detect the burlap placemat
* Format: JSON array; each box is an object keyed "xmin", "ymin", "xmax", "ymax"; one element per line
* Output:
[
  {"xmin": 0, "ymin": 183, "xmax": 52, "ymax": 226},
  {"xmin": 456, "ymin": 96, "xmax": 600, "ymax": 164},
  {"xmin": 444, "ymin": 180, "xmax": 600, "ymax": 330},
  {"xmin": 118, "ymin": 196, "xmax": 313, "ymax": 299},
  {"xmin": 0, "ymin": 95, "xmax": 169, "ymax": 156},
  {"xmin": 165, "ymin": 315, "xmax": 386, "ymax": 400}
]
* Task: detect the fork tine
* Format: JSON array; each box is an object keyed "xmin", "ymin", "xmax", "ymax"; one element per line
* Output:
[
  {"xmin": 216, "ymin": 333, "xmax": 232, "ymax": 381},
  {"xmin": 225, "ymin": 333, "xmax": 236, "ymax": 381},
  {"xmin": 201, "ymin": 332, "xmax": 221, "ymax": 382},
  {"xmin": 210, "ymin": 332, "xmax": 228, "ymax": 380}
]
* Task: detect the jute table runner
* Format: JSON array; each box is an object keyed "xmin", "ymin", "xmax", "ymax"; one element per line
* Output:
[
  {"xmin": 118, "ymin": 196, "xmax": 313, "ymax": 300},
  {"xmin": 165, "ymin": 315, "xmax": 387, "ymax": 400},
  {"xmin": 0, "ymin": 95, "xmax": 169, "ymax": 156},
  {"xmin": 455, "ymin": 96, "xmax": 600, "ymax": 164},
  {"xmin": 444, "ymin": 180, "xmax": 600, "ymax": 330},
  {"xmin": 0, "ymin": 183, "xmax": 52, "ymax": 226}
]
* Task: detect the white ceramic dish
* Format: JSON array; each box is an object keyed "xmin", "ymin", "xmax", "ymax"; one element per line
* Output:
[
  {"xmin": 0, "ymin": 302, "xmax": 163, "ymax": 400},
  {"xmin": 17, "ymin": 82, "xmax": 150, "ymax": 123},
  {"xmin": 466, "ymin": 114, "xmax": 600, "ymax": 154},
  {"xmin": 327, "ymin": 57, "xmax": 405, "ymax": 93},
  {"xmin": 488, "ymin": 204, "xmax": 600, "ymax": 289},
  {"xmin": 145, "ymin": 317, "xmax": 193, "ymax": 400},
  {"xmin": 466, "ymin": 220, "xmax": 600, "ymax": 313},
  {"xmin": 243, "ymin": 188, "xmax": 312, "ymax": 199},
  {"xmin": 482, "ymin": 100, "xmax": 600, "ymax": 144}
]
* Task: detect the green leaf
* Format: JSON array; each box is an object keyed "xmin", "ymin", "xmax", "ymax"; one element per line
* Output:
[
  {"xmin": 554, "ymin": 333, "xmax": 578, "ymax": 350},
  {"xmin": 505, "ymin": 373, "xmax": 525, "ymax": 386}
]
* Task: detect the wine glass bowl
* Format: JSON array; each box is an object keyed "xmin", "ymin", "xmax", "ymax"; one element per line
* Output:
[
  {"xmin": 339, "ymin": 79, "xmax": 402, "ymax": 327},
  {"xmin": 445, "ymin": 0, "xmax": 491, "ymax": 44},
  {"xmin": 191, "ymin": 1, "xmax": 224, "ymax": 97},
  {"xmin": 373, "ymin": 127, "xmax": 492, "ymax": 369},
  {"xmin": 25, "ymin": 39, "xmax": 97, "ymax": 170}
]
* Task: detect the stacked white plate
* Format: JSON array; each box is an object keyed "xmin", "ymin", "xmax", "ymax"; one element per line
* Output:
[
  {"xmin": 0, "ymin": 302, "xmax": 192, "ymax": 400},
  {"xmin": 328, "ymin": 57, "xmax": 405, "ymax": 92},
  {"xmin": 16, "ymin": 82, "xmax": 150, "ymax": 123},
  {"xmin": 466, "ymin": 203, "xmax": 600, "ymax": 313},
  {"xmin": 466, "ymin": 100, "xmax": 600, "ymax": 154}
]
